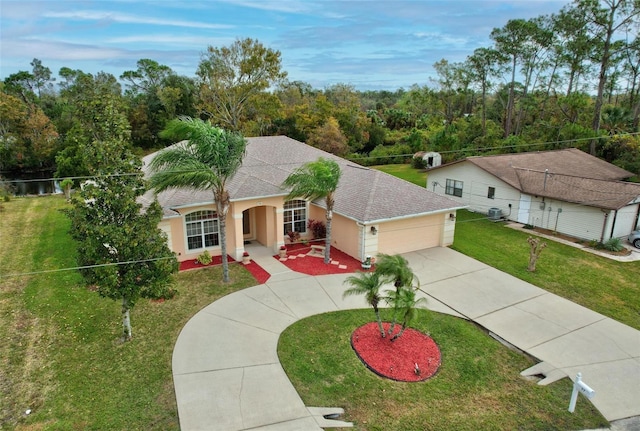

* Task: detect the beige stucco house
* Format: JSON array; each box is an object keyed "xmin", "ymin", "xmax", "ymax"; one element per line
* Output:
[
  {"xmin": 141, "ymin": 136, "xmax": 464, "ymax": 263},
  {"xmin": 426, "ymin": 148, "xmax": 640, "ymax": 243}
]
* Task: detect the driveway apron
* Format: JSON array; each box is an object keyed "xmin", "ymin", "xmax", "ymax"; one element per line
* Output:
[{"xmin": 173, "ymin": 247, "xmax": 640, "ymax": 429}]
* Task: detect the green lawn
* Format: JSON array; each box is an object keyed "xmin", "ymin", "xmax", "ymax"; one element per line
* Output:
[
  {"xmin": 452, "ymin": 210, "xmax": 640, "ymax": 330},
  {"xmin": 371, "ymin": 164, "xmax": 427, "ymax": 187},
  {"xmin": 279, "ymin": 310, "xmax": 608, "ymax": 431},
  {"xmin": 0, "ymin": 196, "xmax": 256, "ymax": 430}
]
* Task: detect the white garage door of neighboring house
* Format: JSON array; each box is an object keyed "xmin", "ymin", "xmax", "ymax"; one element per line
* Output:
[
  {"xmin": 377, "ymin": 215, "xmax": 441, "ymax": 255},
  {"xmin": 518, "ymin": 195, "xmax": 531, "ymax": 224},
  {"xmin": 611, "ymin": 205, "xmax": 639, "ymax": 239}
]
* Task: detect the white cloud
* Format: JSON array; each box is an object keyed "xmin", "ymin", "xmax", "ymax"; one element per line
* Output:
[
  {"xmin": 43, "ymin": 10, "xmax": 234, "ymax": 30},
  {"xmin": 107, "ymin": 34, "xmax": 231, "ymax": 47}
]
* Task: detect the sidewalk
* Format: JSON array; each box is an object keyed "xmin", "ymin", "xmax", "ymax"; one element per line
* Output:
[{"xmin": 172, "ymin": 247, "xmax": 640, "ymax": 430}]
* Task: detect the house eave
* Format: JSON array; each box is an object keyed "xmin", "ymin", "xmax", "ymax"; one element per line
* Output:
[
  {"xmin": 363, "ymin": 205, "xmax": 468, "ymax": 225},
  {"xmin": 169, "ymin": 201, "xmax": 215, "ymax": 212},
  {"xmin": 230, "ymin": 192, "xmax": 289, "ymax": 203}
]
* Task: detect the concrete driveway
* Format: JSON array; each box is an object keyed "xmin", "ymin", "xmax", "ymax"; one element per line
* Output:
[{"xmin": 172, "ymin": 247, "xmax": 640, "ymax": 430}]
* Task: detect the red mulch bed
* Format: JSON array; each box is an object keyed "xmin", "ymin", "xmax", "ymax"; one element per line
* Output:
[
  {"xmin": 178, "ymin": 255, "xmax": 270, "ymax": 284},
  {"xmin": 179, "ymin": 254, "xmax": 235, "ymax": 271},
  {"xmin": 275, "ymin": 242, "xmax": 371, "ymax": 276},
  {"xmin": 243, "ymin": 260, "xmax": 270, "ymax": 284},
  {"xmin": 351, "ymin": 322, "xmax": 441, "ymax": 382}
]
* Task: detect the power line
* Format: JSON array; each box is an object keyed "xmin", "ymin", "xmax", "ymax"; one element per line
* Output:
[{"xmin": 0, "ymin": 256, "xmax": 176, "ymax": 279}]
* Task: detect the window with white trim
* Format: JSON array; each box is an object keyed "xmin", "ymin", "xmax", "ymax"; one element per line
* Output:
[
  {"xmin": 185, "ymin": 210, "xmax": 219, "ymax": 250},
  {"xmin": 488, "ymin": 186, "xmax": 495, "ymax": 199},
  {"xmin": 445, "ymin": 179, "xmax": 463, "ymax": 197},
  {"xmin": 283, "ymin": 200, "xmax": 307, "ymax": 234}
]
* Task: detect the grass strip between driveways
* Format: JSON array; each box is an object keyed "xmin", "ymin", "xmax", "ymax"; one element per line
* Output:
[
  {"xmin": 0, "ymin": 196, "xmax": 256, "ymax": 430},
  {"xmin": 278, "ymin": 309, "xmax": 608, "ymax": 431}
]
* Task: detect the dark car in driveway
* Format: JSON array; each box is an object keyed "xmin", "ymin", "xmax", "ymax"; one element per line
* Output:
[{"xmin": 629, "ymin": 230, "xmax": 640, "ymax": 249}]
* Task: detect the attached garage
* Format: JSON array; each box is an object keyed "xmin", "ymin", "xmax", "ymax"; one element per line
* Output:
[{"xmin": 377, "ymin": 213, "xmax": 447, "ymax": 255}]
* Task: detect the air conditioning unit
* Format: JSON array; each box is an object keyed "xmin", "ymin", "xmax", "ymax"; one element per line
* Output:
[{"xmin": 488, "ymin": 207, "xmax": 502, "ymax": 221}]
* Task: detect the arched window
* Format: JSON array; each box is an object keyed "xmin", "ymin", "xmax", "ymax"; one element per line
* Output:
[
  {"xmin": 283, "ymin": 200, "xmax": 307, "ymax": 234},
  {"xmin": 185, "ymin": 210, "xmax": 219, "ymax": 250}
]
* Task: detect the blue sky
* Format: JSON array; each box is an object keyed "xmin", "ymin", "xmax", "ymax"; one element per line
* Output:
[{"xmin": 1, "ymin": 0, "xmax": 570, "ymax": 90}]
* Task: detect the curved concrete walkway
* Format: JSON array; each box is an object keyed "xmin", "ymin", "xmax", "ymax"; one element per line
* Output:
[{"xmin": 173, "ymin": 247, "xmax": 640, "ymax": 430}]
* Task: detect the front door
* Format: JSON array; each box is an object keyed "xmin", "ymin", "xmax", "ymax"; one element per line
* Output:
[
  {"xmin": 517, "ymin": 195, "xmax": 531, "ymax": 224},
  {"xmin": 242, "ymin": 209, "xmax": 254, "ymax": 240}
]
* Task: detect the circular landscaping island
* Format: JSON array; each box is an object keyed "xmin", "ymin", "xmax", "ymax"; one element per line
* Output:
[{"xmin": 351, "ymin": 322, "xmax": 441, "ymax": 382}]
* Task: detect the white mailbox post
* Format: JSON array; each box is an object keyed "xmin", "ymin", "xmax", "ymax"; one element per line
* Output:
[{"xmin": 568, "ymin": 372, "xmax": 595, "ymax": 413}]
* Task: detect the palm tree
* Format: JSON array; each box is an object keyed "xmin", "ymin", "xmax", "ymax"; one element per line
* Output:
[
  {"xmin": 282, "ymin": 157, "xmax": 341, "ymax": 264},
  {"xmin": 147, "ymin": 116, "xmax": 247, "ymax": 283},
  {"xmin": 385, "ymin": 286, "xmax": 427, "ymax": 341},
  {"xmin": 343, "ymin": 271, "xmax": 386, "ymax": 337},
  {"xmin": 374, "ymin": 254, "xmax": 416, "ymax": 293}
]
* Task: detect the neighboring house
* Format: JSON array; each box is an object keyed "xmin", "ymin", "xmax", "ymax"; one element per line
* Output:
[
  {"xmin": 427, "ymin": 148, "xmax": 640, "ymax": 243},
  {"xmin": 141, "ymin": 136, "xmax": 464, "ymax": 262}
]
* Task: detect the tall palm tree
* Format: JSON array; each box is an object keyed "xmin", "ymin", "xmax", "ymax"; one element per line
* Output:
[
  {"xmin": 147, "ymin": 116, "xmax": 247, "ymax": 283},
  {"xmin": 282, "ymin": 157, "xmax": 341, "ymax": 264},
  {"xmin": 385, "ymin": 286, "xmax": 427, "ymax": 341},
  {"xmin": 374, "ymin": 254, "xmax": 416, "ymax": 293},
  {"xmin": 343, "ymin": 271, "xmax": 386, "ymax": 337}
]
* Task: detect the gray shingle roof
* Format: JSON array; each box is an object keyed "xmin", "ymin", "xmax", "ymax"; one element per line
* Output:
[
  {"xmin": 464, "ymin": 148, "xmax": 633, "ymax": 189},
  {"xmin": 425, "ymin": 148, "xmax": 639, "ymax": 211},
  {"xmin": 142, "ymin": 135, "xmax": 463, "ymax": 221},
  {"xmin": 514, "ymin": 168, "xmax": 640, "ymax": 210}
]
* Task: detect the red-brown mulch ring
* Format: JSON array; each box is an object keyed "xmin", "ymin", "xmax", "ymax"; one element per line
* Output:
[
  {"xmin": 351, "ymin": 322, "xmax": 441, "ymax": 382},
  {"xmin": 275, "ymin": 243, "xmax": 373, "ymax": 276}
]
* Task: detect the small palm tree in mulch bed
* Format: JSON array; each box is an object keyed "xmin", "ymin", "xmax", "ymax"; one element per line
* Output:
[{"xmin": 343, "ymin": 254, "xmax": 441, "ymax": 382}]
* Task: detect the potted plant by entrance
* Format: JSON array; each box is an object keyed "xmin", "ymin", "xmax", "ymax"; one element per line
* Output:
[
  {"xmin": 279, "ymin": 245, "xmax": 287, "ymax": 258},
  {"xmin": 361, "ymin": 255, "xmax": 372, "ymax": 269},
  {"xmin": 242, "ymin": 251, "xmax": 251, "ymax": 265}
]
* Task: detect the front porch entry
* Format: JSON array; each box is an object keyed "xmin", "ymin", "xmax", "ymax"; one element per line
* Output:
[{"xmin": 233, "ymin": 204, "xmax": 285, "ymax": 260}]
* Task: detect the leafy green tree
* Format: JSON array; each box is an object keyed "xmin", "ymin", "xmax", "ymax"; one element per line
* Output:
[
  {"xmin": 3, "ymin": 71, "xmax": 38, "ymax": 104},
  {"xmin": 467, "ymin": 47, "xmax": 505, "ymax": 136},
  {"xmin": 553, "ymin": 4, "xmax": 593, "ymax": 97},
  {"xmin": 29, "ymin": 58, "xmax": 54, "ymax": 98},
  {"xmin": 67, "ymin": 139, "xmax": 177, "ymax": 341},
  {"xmin": 431, "ymin": 58, "xmax": 473, "ymax": 124},
  {"xmin": 147, "ymin": 117, "xmax": 247, "ymax": 283},
  {"xmin": 121, "ymin": 59, "xmax": 196, "ymax": 149},
  {"xmin": 491, "ymin": 18, "xmax": 540, "ymax": 137},
  {"xmin": 577, "ymin": 0, "xmax": 640, "ymax": 154},
  {"xmin": 282, "ymin": 158, "xmax": 341, "ymax": 264},
  {"xmin": 0, "ymin": 89, "xmax": 58, "ymax": 170},
  {"xmin": 54, "ymin": 71, "xmax": 130, "ymax": 180},
  {"xmin": 308, "ymin": 117, "xmax": 349, "ymax": 156},
  {"xmin": 343, "ymin": 272, "xmax": 386, "ymax": 337},
  {"xmin": 197, "ymin": 38, "xmax": 287, "ymax": 131}
]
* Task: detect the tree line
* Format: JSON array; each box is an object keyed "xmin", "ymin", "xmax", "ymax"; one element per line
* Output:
[{"xmin": 1, "ymin": 0, "xmax": 639, "ymax": 178}]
